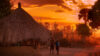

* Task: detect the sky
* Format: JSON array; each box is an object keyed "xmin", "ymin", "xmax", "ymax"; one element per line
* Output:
[
  {"xmin": 12, "ymin": 0, "xmax": 97, "ymax": 23},
  {"xmin": 12, "ymin": 0, "xmax": 100, "ymax": 37}
]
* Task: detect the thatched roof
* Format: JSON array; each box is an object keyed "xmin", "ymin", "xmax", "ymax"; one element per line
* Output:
[{"xmin": 0, "ymin": 3, "xmax": 50, "ymax": 44}]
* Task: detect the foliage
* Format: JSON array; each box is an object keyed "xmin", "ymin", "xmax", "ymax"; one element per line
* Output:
[
  {"xmin": 53, "ymin": 31, "xmax": 63, "ymax": 39},
  {"xmin": 59, "ymin": 38, "xmax": 96, "ymax": 48},
  {"xmin": 0, "ymin": 0, "xmax": 12, "ymax": 18},
  {"xmin": 88, "ymin": 0, "xmax": 100, "ymax": 28},
  {"xmin": 79, "ymin": 8, "xmax": 90, "ymax": 24},
  {"xmin": 76, "ymin": 24, "xmax": 92, "ymax": 37}
]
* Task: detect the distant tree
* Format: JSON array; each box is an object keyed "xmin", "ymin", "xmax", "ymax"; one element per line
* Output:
[
  {"xmin": 53, "ymin": 30, "xmax": 63, "ymax": 39},
  {"xmin": 0, "ymin": 0, "xmax": 12, "ymax": 18},
  {"xmin": 78, "ymin": 8, "xmax": 90, "ymax": 24},
  {"xmin": 53, "ymin": 22, "xmax": 58, "ymax": 31},
  {"xmin": 76, "ymin": 24, "xmax": 92, "ymax": 40},
  {"xmin": 65, "ymin": 25, "xmax": 72, "ymax": 39},
  {"xmin": 51, "ymin": 23, "xmax": 63, "ymax": 39},
  {"xmin": 44, "ymin": 22, "xmax": 50, "ymax": 29},
  {"xmin": 88, "ymin": 0, "xmax": 100, "ymax": 28}
]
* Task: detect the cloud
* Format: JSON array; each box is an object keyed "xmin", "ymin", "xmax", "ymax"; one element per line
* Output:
[
  {"xmin": 15, "ymin": 0, "xmax": 72, "ymax": 11},
  {"xmin": 55, "ymin": 9, "xmax": 65, "ymax": 12},
  {"xmin": 72, "ymin": 0, "xmax": 77, "ymax": 4}
]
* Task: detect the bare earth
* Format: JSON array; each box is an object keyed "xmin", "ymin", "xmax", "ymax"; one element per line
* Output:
[
  {"xmin": 39, "ymin": 46, "xmax": 100, "ymax": 56},
  {"xmin": 0, "ymin": 45, "xmax": 100, "ymax": 56}
]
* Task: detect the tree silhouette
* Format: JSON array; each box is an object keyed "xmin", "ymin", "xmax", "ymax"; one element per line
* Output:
[
  {"xmin": 76, "ymin": 24, "xmax": 92, "ymax": 40},
  {"xmin": 44, "ymin": 22, "xmax": 50, "ymax": 29},
  {"xmin": 0, "ymin": 0, "xmax": 11, "ymax": 18},
  {"xmin": 88, "ymin": 0, "xmax": 100, "ymax": 28},
  {"xmin": 78, "ymin": 8, "xmax": 90, "ymax": 24},
  {"xmin": 53, "ymin": 22, "xmax": 58, "ymax": 31}
]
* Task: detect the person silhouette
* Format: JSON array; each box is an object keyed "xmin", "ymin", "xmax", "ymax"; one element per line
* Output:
[
  {"xmin": 55, "ymin": 40, "xmax": 60, "ymax": 55},
  {"xmin": 50, "ymin": 38, "xmax": 55, "ymax": 54}
]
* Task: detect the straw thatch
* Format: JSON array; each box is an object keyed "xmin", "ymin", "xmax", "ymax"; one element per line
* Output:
[{"xmin": 0, "ymin": 3, "xmax": 50, "ymax": 45}]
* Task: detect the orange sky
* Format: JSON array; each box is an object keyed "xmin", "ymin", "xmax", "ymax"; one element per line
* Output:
[
  {"xmin": 12, "ymin": 0, "xmax": 97, "ymax": 23},
  {"xmin": 12, "ymin": 0, "xmax": 100, "ymax": 37}
]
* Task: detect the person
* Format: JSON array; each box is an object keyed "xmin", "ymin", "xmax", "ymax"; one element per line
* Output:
[
  {"xmin": 50, "ymin": 39, "xmax": 55, "ymax": 54},
  {"xmin": 55, "ymin": 40, "xmax": 60, "ymax": 55}
]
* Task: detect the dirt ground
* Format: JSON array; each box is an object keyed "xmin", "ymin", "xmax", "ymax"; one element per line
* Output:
[{"xmin": 0, "ymin": 45, "xmax": 100, "ymax": 56}]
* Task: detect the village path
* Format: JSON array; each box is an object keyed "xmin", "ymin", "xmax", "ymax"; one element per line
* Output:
[
  {"xmin": 0, "ymin": 45, "xmax": 100, "ymax": 56},
  {"xmin": 39, "ymin": 45, "xmax": 100, "ymax": 56}
]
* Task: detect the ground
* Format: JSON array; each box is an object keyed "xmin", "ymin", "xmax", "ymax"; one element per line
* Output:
[
  {"xmin": 0, "ymin": 45, "xmax": 100, "ymax": 56},
  {"xmin": 40, "ymin": 46, "xmax": 100, "ymax": 56}
]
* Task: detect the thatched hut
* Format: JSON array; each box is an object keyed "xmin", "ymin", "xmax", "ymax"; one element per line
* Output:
[{"xmin": 0, "ymin": 3, "xmax": 50, "ymax": 46}]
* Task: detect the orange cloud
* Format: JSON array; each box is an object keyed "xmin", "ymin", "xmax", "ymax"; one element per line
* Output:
[{"xmin": 13, "ymin": 0, "xmax": 72, "ymax": 10}]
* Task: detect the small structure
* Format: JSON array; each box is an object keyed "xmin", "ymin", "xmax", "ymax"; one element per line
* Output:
[{"xmin": 0, "ymin": 3, "xmax": 50, "ymax": 46}]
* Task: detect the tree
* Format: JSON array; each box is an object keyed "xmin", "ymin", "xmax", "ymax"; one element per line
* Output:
[
  {"xmin": 0, "ymin": 0, "xmax": 12, "ymax": 18},
  {"xmin": 53, "ymin": 30, "xmax": 63, "ymax": 39},
  {"xmin": 53, "ymin": 22, "xmax": 58, "ymax": 31},
  {"xmin": 88, "ymin": 0, "xmax": 100, "ymax": 28},
  {"xmin": 76, "ymin": 24, "xmax": 92, "ymax": 40},
  {"xmin": 78, "ymin": 8, "xmax": 90, "ymax": 24},
  {"xmin": 44, "ymin": 22, "xmax": 50, "ymax": 29}
]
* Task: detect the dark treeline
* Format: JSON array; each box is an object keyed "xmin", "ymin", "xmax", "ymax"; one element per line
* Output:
[{"xmin": 0, "ymin": 0, "xmax": 11, "ymax": 18}]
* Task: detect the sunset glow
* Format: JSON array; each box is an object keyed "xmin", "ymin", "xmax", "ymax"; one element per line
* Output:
[
  {"xmin": 12, "ymin": 0, "xmax": 97, "ymax": 23},
  {"xmin": 0, "ymin": 0, "xmax": 100, "ymax": 55},
  {"xmin": 12, "ymin": 0, "xmax": 100, "ymax": 38}
]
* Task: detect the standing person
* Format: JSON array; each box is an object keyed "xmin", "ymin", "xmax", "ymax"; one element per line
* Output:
[
  {"xmin": 55, "ymin": 40, "xmax": 60, "ymax": 55},
  {"xmin": 50, "ymin": 38, "xmax": 55, "ymax": 54}
]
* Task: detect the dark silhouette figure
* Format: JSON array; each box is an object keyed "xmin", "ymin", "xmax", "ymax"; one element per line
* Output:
[
  {"xmin": 55, "ymin": 40, "xmax": 60, "ymax": 55},
  {"xmin": 50, "ymin": 39, "xmax": 55, "ymax": 54}
]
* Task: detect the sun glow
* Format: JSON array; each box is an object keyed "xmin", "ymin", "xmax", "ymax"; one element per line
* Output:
[
  {"xmin": 13, "ymin": 0, "xmax": 100, "ymax": 38},
  {"xmin": 13, "ymin": 0, "xmax": 97, "ymax": 23}
]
